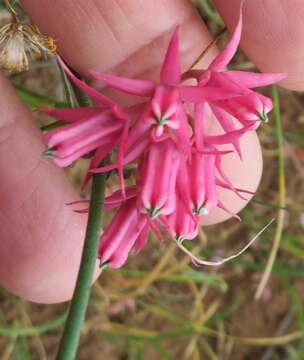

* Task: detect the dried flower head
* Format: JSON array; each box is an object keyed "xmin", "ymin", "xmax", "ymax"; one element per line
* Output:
[{"xmin": 0, "ymin": 1, "xmax": 56, "ymax": 72}]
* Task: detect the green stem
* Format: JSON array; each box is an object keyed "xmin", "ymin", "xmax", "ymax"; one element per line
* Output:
[
  {"xmin": 254, "ymin": 86, "xmax": 286, "ymax": 300},
  {"xmin": 72, "ymin": 77, "xmax": 93, "ymax": 107},
  {"xmin": 56, "ymin": 172, "xmax": 106, "ymax": 360},
  {"xmin": 198, "ymin": 0, "xmax": 224, "ymax": 27}
]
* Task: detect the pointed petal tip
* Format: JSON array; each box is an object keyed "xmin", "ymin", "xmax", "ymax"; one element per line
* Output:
[
  {"xmin": 160, "ymin": 25, "xmax": 181, "ymax": 85},
  {"xmin": 209, "ymin": 0, "xmax": 243, "ymax": 70}
]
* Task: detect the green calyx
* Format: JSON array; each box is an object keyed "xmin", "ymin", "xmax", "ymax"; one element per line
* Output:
[
  {"xmin": 193, "ymin": 205, "xmax": 209, "ymax": 216},
  {"xmin": 146, "ymin": 207, "xmax": 161, "ymax": 219},
  {"xmin": 43, "ymin": 147, "xmax": 55, "ymax": 158},
  {"xmin": 258, "ymin": 110, "xmax": 269, "ymax": 123}
]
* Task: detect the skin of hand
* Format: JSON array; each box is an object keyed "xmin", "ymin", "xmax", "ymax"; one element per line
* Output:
[{"xmin": 0, "ymin": 0, "xmax": 302, "ymax": 303}]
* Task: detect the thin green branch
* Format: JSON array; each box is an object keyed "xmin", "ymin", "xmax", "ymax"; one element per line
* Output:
[
  {"xmin": 255, "ymin": 86, "xmax": 286, "ymax": 300},
  {"xmin": 0, "ymin": 313, "xmax": 67, "ymax": 337},
  {"xmin": 197, "ymin": 0, "xmax": 224, "ymax": 27}
]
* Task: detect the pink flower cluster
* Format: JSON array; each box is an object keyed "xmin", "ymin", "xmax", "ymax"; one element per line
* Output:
[{"xmin": 42, "ymin": 9, "xmax": 285, "ymax": 268}]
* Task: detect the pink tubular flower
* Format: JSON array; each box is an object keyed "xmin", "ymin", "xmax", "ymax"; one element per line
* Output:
[
  {"xmin": 161, "ymin": 196, "xmax": 199, "ymax": 242},
  {"xmin": 98, "ymin": 198, "xmax": 149, "ymax": 269},
  {"xmin": 43, "ymin": 108, "xmax": 123, "ymax": 167},
  {"xmin": 178, "ymin": 147, "xmax": 219, "ymax": 217},
  {"xmin": 41, "ymin": 56, "xmax": 130, "ymax": 192},
  {"xmin": 213, "ymin": 92, "xmax": 273, "ymax": 129},
  {"xmin": 139, "ymin": 138, "xmax": 180, "ymax": 218}
]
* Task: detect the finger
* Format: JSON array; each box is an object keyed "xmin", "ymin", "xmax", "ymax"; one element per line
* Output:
[
  {"xmin": 213, "ymin": 0, "xmax": 304, "ymax": 91},
  {"xmin": 0, "ymin": 74, "xmax": 101, "ymax": 303},
  {"xmin": 21, "ymin": 0, "xmax": 218, "ymax": 78},
  {"xmin": 2, "ymin": 0, "xmax": 261, "ymax": 303}
]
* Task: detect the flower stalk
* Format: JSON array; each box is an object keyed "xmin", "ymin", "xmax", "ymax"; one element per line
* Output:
[
  {"xmin": 56, "ymin": 170, "xmax": 106, "ymax": 360},
  {"xmin": 54, "ymin": 65, "xmax": 107, "ymax": 359}
]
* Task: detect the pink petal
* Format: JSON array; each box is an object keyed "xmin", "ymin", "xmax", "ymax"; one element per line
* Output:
[
  {"xmin": 140, "ymin": 139, "xmax": 180, "ymax": 216},
  {"xmin": 205, "ymin": 126, "xmax": 249, "ymax": 146},
  {"xmin": 38, "ymin": 107, "xmax": 104, "ymax": 123},
  {"xmin": 106, "ymin": 216, "xmax": 148, "ymax": 268},
  {"xmin": 215, "ymin": 154, "xmax": 248, "ymax": 201},
  {"xmin": 189, "ymin": 150, "xmax": 206, "ymax": 211},
  {"xmin": 181, "ymin": 86, "xmax": 245, "ymax": 103},
  {"xmin": 174, "ymin": 109, "xmax": 191, "ymax": 155},
  {"xmin": 44, "ymin": 109, "xmax": 117, "ymax": 146},
  {"xmin": 90, "ymin": 70, "xmax": 156, "ymax": 96},
  {"xmin": 160, "ymin": 27, "xmax": 181, "ymax": 85},
  {"xmin": 54, "ymin": 134, "xmax": 118, "ymax": 167},
  {"xmin": 74, "ymin": 209, "xmax": 89, "ymax": 214},
  {"xmin": 207, "ymin": 72, "xmax": 249, "ymax": 95},
  {"xmin": 147, "ymin": 218, "xmax": 163, "ymax": 241},
  {"xmin": 211, "ymin": 104, "xmax": 242, "ymax": 159},
  {"xmin": 224, "ymin": 71, "xmax": 287, "ymax": 88},
  {"xmin": 176, "ymin": 156, "xmax": 193, "ymax": 216},
  {"xmin": 215, "ymin": 178, "xmax": 250, "ymax": 201},
  {"xmin": 133, "ymin": 223, "xmax": 150, "ymax": 254},
  {"xmin": 194, "ymin": 103, "xmax": 205, "ymax": 150},
  {"xmin": 52, "ymin": 123, "xmax": 121, "ymax": 158},
  {"xmin": 99, "ymin": 200, "xmax": 139, "ymax": 263},
  {"xmin": 200, "ymin": 150, "xmax": 233, "ymax": 155},
  {"xmin": 217, "ymin": 199, "xmax": 241, "ymax": 222},
  {"xmin": 90, "ymin": 136, "xmax": 150, "ymax": 174},
  {"xmin": 66, "ymin": 199, "xmax": 89, "ymax": 206},
  {"xmin": 209, "ymin": 1, "xmax": 243, "ymax": 70},
  {"xmin": 82, "ymin": 141, "xmax": 119, "ymax": 189},
  {"xmin": 117, "ymin": 118, "xmax": 130, "ymax": 197},
  {"xmin": 140, "ymin": 144, "xmax": 159, "ymax": 211},
  {"xmin": 204, "ymin": 154, "xmax": 218, "ymax": 210},
  {"xmin": 164, "ymin": 198, "xmax": 199, "ymax": 241},
  {"xmin": 57, "ymin": 55, "xmax": 115, "ymax": 107},
  {"xmin": 104, "ymin": 186, "xmax": 138, "ymax": 209}
]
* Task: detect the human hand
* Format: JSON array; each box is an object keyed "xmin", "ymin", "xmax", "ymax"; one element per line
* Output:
[{"xmin": 0, "ymin": 0, "xmax": 303, "ymax": 303}]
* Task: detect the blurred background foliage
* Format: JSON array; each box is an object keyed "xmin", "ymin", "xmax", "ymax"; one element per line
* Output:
[{"xmin": 1, "ymin": 1, "xmax": 304, "ymax": 359}]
